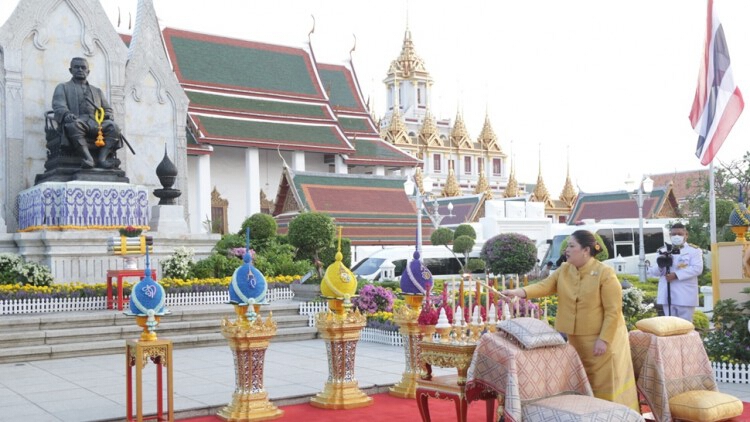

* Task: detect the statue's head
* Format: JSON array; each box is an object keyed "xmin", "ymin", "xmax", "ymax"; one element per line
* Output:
[{"xmin": 69, "ymin": 57, "xmax": 90, "ymax": 81}]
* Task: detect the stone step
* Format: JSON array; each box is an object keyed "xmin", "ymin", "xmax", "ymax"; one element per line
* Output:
[
  {"xmin": 0, "ymin": 314, "xmax": 310, "ymax": 348},
  {"xmin": 0, "ymin": 326, "xmax": 319, "ymax": 363}
]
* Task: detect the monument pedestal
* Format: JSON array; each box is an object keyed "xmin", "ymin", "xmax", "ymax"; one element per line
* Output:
[
  {"xmin": 17, "ymin": 181, "xmax": 149, "ymax": 231},
  {"xmin": 389, "ymin": 295, "xmax": 424, "ymax": 399},
  {"xmin": 311, "ymin": 301, "xmax": 372, "ymax": 410},
  {"xmin": 218, "ymin": 305, "xmax": 282, "ymax": 421},
  {"xmin": 149, "ymin": 205, "xmax": 188, "ymax": 234}
]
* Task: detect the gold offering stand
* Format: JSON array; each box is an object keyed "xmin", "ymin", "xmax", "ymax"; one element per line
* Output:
[
  {"xmin": 217, "ymin": 303, "xmax": 283, "ymax": 421},
  {"xmin": 417, "ymin": 324, "xmax": 496, "ymax": 422},
  {"xmin": 389, "ymin": 294, "xmax": 424, "ymax": 398},
  {"xmin": 310, "ymin": 297, "xmax": 373, "ymax": 409}
]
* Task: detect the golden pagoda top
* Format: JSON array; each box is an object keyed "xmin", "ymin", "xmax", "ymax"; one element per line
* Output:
[
  {"xmin": 559, "ymin": 155, "xmax": 577, "ymax": 207},
  {"xmin": 442, "ymin": 165, "xmax": 461, "ymax": 197},
  {"xmin": 474, "ymin": 167, "xmax": 492, "ymax": 199},
  {"xmin": 505, "ymin": 161, "xmax": 518, "ymax": 198},
  {"xmin": 387, "ymin": 27, "xmax": 431, "ymax": 80},
  {"xmin": 415, "ymin": 166, "xmax": 425, "ymax": 195},
  {"xmin": 450, "ymin": 111, "xmax": 472, "ymax": 149},
  {"xmin": 477, "ymin": 113, "xmax": 500, "ymax": 153},
  {"xmin": 419, "ymin": 108, "xmax": 442, "ymax": 147},
  {"xmin": 531, "ymin": 151, "xmax": 550, "ymax": 203}
]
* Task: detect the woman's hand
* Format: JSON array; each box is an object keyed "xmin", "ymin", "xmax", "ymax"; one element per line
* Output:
[
  {"xmin": 503, "ymin": 288, "xmax": 527, "ymax": 299},
  {"xmin": 593, "ymin": 339, "xmax": 608, "ymax": 356}
]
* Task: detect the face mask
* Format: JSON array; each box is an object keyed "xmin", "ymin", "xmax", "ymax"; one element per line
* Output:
[{"xmin": 671, "ymin": 235, "xmax": 685, "ymax": 246}]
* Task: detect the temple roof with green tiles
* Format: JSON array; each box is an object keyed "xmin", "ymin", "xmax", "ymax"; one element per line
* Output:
[{"xmin": 164, "ymin": 28, "xmax": 323, "ymax": 98}]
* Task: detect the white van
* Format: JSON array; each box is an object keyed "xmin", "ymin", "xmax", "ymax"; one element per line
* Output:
[
  {"xmin": 351, "ymin": 245, "xmax": 484, "ymax": 282},
  {"xmin": 540, "ymin": 220, "xmax": 671, "ymax": 274}
]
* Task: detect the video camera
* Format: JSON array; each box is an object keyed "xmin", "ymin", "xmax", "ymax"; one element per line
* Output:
[{"xmin": 656, "ymin": 245, "xmax": 680, "ymax": 273}]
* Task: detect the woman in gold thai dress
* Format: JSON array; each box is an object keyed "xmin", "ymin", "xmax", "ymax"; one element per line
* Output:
[{"xmin": 505, "ymin": 229, "xmax": 639, "ymax": 412}]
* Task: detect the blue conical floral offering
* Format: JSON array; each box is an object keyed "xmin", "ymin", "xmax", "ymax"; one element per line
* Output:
[
  {"xmin": 400, "ymin": 250, "xmax": 433, "ymax": 295},
  {"xmin": 228, "ymin": 229, "xmax": 267, "ymax": 305},
  {"xmin": 129, "ymin": 253, "xmax": 167, "ymax": 316}
]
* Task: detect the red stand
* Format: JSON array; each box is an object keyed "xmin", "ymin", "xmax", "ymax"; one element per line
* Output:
[
  {"xmin": 107, "ymin": 269, "xmax": 157, "ymax": 311},
  {"xmin": 416, "ymin": 374, "xmax": 495, "ymax": 422}
]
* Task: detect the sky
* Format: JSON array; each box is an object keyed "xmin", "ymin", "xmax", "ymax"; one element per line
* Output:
[{"xmin": 2, "ymin": 0, "xmax": 750, "ymax": 195}]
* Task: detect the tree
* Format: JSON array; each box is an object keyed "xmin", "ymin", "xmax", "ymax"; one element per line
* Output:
[
  {"xmin": 481, "ymin": 233, "xmax": 537, "ymax": 275},
  {"xmin": 238, "ymin": 213, "xmax": 278, "ymax": 252},
  {"xmin": 287, "ymin": 212, "xmax": 336, "ymax": 277},
  {"xmin": 429, "ymin": 224, "xmax": 480, "ymax": 273}
]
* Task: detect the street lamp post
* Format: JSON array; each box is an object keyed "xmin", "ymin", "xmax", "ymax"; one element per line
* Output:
[
  {"xmin": 626, "ymin": 176, "xmax": 654, "ymax": 282},
  {"xmin": 404, "ymin": 175, "xmax": 435, "ymax": 253}
]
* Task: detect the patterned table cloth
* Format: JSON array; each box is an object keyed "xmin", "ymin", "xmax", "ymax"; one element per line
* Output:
[
  {"xmin": 629, "ymin": 330, "xmax": 717, "ymax": 422},
  {"xmin": 466, "ymin": 332, "xmax": 592, "ymax": 422}
]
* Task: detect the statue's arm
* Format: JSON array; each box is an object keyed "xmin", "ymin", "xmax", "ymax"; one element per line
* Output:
[
  {"xmin": 52, "ymin": 83, "xmax": 72, "ymax": 123},
  {"xmin": 95, "ymin": 87, "xmax": 115, "ymax": 119}
]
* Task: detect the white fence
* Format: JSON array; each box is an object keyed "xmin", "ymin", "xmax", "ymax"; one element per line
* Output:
[
  {"xmin": 299, "ymin": 301, "xmax": 329, "ymax": 326},
  {"xmin": 0, "ymin": 287, "xmax": 294, "ymax": 315},
  {"xmin": 712, "ymin": 362, "xmax": 750, "ymax": 384},
  {"xmin": 360, "ymin": 327, "xmax": 403, "ymax": 347}
]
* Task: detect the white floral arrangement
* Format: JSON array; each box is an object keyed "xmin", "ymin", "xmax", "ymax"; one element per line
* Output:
[
  {"xmin": 622, "ymin": 287, "xmax": 654, "ymax": 328},
  {"xmin": 160, "ymin": 247, "xmax": 194, "ymax": 280}
]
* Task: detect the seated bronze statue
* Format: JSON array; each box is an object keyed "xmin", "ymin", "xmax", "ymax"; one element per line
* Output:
[{"xmin": 51, "ymin": 57, "xmax": 123, "ymax": 169}]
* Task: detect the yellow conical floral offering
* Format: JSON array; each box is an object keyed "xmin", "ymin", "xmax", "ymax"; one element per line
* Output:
[{"xmin": 321, "ymin": 227, "xmax": 357, "ymax": 299}]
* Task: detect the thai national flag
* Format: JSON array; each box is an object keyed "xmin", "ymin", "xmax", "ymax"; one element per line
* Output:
[{"xmin": 689, "ymin": 0, "xmax": 744, "ymax": 166}]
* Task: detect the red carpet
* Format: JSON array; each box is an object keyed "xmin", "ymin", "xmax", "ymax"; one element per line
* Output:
[
  {"xmin": 179, "ymin": 393, "xmax": 494, "ymax": 421},
  {"xmin": 179, "ymin": 397, "xmax": 750, "ymax": 421}
]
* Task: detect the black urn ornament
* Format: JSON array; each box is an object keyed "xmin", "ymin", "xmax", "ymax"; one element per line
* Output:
[{"xmin": 153, "ymin": 144, "xmax": 181, "ymax": 205}]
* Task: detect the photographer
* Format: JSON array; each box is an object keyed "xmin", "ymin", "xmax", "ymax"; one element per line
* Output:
[{"xmin": 647, "ymin": 223, "xmax": 703, "ymax": 322}]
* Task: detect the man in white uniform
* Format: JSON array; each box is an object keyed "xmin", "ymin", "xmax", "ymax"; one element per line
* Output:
[{"xmin": 647, "ymin": 223, "xmax": 703, "ymax": 322}]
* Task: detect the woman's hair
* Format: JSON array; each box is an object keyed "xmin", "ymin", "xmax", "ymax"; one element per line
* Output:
[{"xmin": 570, "ymin": 230, "xmax": 601, "ymax": 255}]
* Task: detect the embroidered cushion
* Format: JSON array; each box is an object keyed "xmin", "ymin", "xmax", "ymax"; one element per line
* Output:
[
  {"xmin": 497, "ymin": 317, "xmax": 565, "ymax": 349},
  {"xmin": 635, "ymin": 316, "xmax": 694, "ymax": 337},
  {"xmin": 669, "ymin": 390, "xmax": 743, "ymax": 422},
  {"xmin": 523, "ymin": 395, "xmax": 644, "ymax": 421}
]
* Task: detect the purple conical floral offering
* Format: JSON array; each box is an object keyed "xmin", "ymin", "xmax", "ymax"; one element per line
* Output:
[{"xmin": 400, "ymin": 250, "xmax": 433, "ymax": 295}]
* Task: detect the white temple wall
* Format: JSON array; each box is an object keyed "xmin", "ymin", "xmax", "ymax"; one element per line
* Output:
[{"xmin": 124, "ymin": 70, "xmax": 177, "ymax": 195}]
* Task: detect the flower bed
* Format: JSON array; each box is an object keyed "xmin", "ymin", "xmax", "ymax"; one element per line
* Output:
[{"xmin": 0, "ymin": 275, "xmax": 302, "ymax": 315}]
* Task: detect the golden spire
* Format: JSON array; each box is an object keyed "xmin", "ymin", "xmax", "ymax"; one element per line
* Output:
[
  {"xmin": 474, "ymin": 161, "xmax": 492, "ymax": 199},
  {"xmin": 419, "ymin": 108, "xmax": 441, "ymax": 147},
  {"xmin": 559, "ymin": 147, "xmax": 577, "ymax": 207},
  {"xmin": 441, "ymin": 163, "xmax": 461, "ymax": 197},
  {"xmin": 384, "ymin": 75, "xmax": 410, "ymax": 144},
  {"xmin": 415, "ymin": 166, "xmax": 425, "ymax": 195},
  {"xmin": 504, "ymin": 160, "xmax": 518, "ymax": 198},
  {"xmin": 450, "ymin": 110, "xmax": 472, "ymax": 149},
  {"xmin": 387, "ymin": 27, "xmax": 430, "ymax": 80},
  {"xmin": 477, "ymin": 113, "xmax": 500, "ymax": 153},
  {"xmin": 531, "ymin": 146, "xmax": 550, "ymax": 203}
]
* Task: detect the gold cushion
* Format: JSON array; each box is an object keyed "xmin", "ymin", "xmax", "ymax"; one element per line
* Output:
[
  {"xmin": 635, "ymin": 316, "xmax": 694, "ymax": 336},
  {"xmin": 669, "ymin": 390, "xmax": 743, "ymax": 422}
]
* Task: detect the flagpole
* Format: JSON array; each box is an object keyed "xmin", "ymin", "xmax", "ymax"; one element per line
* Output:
[{"xmin": 709, "ymin": 161, "xmax": 717, "ymax": 244}]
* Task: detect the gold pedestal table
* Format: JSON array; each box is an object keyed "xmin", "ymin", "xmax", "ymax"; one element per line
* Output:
[
  {"xmin": 217, "ymin": 305, "xmax": 283, "ymax": 421},
  {"xmin": 310, "ymin": 299, "xmax": 373, "ymax": 409},
  {"xmin": 126, "ymin": 338, "xmax": 174, "ymax": 422},
  {"xmin": 389, "ymin": 294, "xmax": 424, "ymax": 398}
]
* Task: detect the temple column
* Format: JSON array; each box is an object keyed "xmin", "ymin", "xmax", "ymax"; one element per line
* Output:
[
  {"xmin": 195, "ymin": 154, "xmax": 212, "ymax": 233},
  {"xmin": 245, "ymin": 147, "xmax": 261, "ymax": 216},
  {"xmin": 292, "ymin": 150, "xmax": 305, "ymax": 171},
  {"xmin": 334, "ymin": 155, "xmax": 347, "ymax": 174},
  {"xmin": 374, "ymin": 166, "xmax": 385, "ymax": 176}
]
